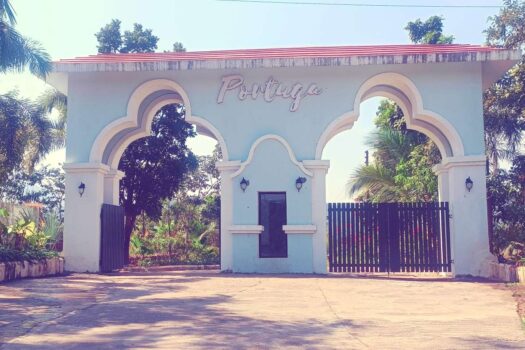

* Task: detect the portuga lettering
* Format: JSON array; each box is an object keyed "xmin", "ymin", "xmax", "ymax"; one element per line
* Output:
[{"xmin": 217, "ymin": 74, "xmax": 322, "ymax": 112}]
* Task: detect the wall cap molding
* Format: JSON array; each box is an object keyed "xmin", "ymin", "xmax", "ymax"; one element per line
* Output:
[
  {"xmin": 434, "ymin": 156, "xmax": 487, "ymax": 172},
  {"xmin": 229, "ymin": 225, "xmax": 264, "ymax": 234},
  {"xmin": 282, "ymin": 225, "xmax": 317, "ymax": 234},
  {"xmin": 303, "ymin": 160, "xmax": 330, "ymax": 171},
  {"xmin": 63, "ymin": 162, "xmax": 110, "ymax": 175},
  {"xmin": 216, "ymin": 160, "xmax": 242, "ymax": 172}
]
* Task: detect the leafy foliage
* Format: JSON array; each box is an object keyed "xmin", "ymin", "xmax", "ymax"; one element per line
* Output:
[
  {"xmin": 0, "ymin": 0, "xmax": 51, "ymax": 78},
  {"xmin": 484, "ymin": 0, "xmax": 525, "ymax": 172},
  {"xmin": 172, "ymin": 42, "xmax": 186, "ymax": 52},
  {"xmin": 0, "ymin": 209, "xmax": 59, "ymax": 262},
  {"xmin": 405, "ymin": 16, "xmax": 454, "ymax": 44},
  {"xmin": 119, "ymin": 104, "xmax": 198, "ymax": 260},
  {"xmin": 348, "ymin": 100, "xmax": 440, "ymax": 202},
  {"xmin": 95, "ymin": 19, "xmax": 122, "ymax": 53},
  {"xmin": 1, "ymin": 166, "xmax": 65, "ymax": 214},
  {"xmin": 0, "ymin": 92, "xmax": 62, "ymax": 187},
  {"xmin": 95, "ymin": 19, "xmax": 159, "ymax": 54},
  {"xmin": 487, "ymin": 156, "xmax": 525, "ymax": 260}
]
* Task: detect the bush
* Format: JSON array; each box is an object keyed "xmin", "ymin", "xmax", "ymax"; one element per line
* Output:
[{"xmin": 0, "ymin": 208, "xmax": 58, "ymax": 262}]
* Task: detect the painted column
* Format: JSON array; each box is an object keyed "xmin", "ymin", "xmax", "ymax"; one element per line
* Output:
[
  {"xmin": 441, "ymin": 156, "xmax": 495, "ymax": 277},
  {"xmin": 63, "ymin": 162, "xmax": 109, "ymax": 272},
  {"xmin": 433, "ymin": 164, "xmax": 450, "ymax": 202},
  {"xmin": 303, "ymin": 160, "xmax": 330, "ymax": 274},
  {"xmin": 103, "ymin": 169, "xmax": 125, "ymax": 205},
  {"xmin": 216, "ymin": 160, "xmax": 241, "ymax": 272}
]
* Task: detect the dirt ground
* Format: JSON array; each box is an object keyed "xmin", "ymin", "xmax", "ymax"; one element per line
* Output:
[{"xmin": 1, "ymin": 271, "xmax": 524, "ymax": 349}]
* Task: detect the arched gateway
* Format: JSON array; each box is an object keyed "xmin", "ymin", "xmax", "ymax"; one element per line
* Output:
[{"xmin": 48, "ymin": 44, "xmax": 520, "ymax": 276}]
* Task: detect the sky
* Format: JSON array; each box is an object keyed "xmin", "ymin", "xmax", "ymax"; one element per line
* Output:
[{"xmin": 0, "ymin": 0, "xmax": 505, "ymax": 201}]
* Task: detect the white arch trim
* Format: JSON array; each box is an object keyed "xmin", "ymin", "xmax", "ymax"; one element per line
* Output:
[
  {"xmin": 231, "ymin": 134, "xmax": 313, "ymax": 178},
  {"xmin": 89, "ymin": 78, "xmax": 229, "ymax": 168},
  {"xmin": 315, "ymin": 72, "xmax": 465, "ymax": 159}
]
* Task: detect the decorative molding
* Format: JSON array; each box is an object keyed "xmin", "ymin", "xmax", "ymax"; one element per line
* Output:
[
  {"xmin": 63, "ymin": 162, "xmax": 109, "ymax": 175},
  {"xmin": 315, "ymin": 72, "xmax": 465, "ymax": 159},
  {"xmin": 438, "ymin": 155, "xmax": 487, "ymax": 170},
  {"xmin": 231, "ymin": 134, "xmax": 313, "ymax": 178},
  {"xmin": 88, "ymin": 79, "xmax": 230, "ymax": 168},
  {"xmin": 282, "ymin": 225, "xmax": 317, "ymax": 234},
  {"xmin": 216, "ymin": 160, "xmax": 242, "ymax": 173},
  {"xmin": 229, "ymin": 225, "xmax": 264, "ymax": 234},
  {"xmin": 303, "ymin": 160, "xmax": 330, "ymax": 172},
  {"xmin": 105, "ymin": 169, "xmax": 125, "ymax": 180}
]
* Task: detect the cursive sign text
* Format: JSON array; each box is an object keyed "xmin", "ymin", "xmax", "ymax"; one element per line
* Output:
[{"xmin": 217, "ymin": 74, "xmax": 322, "ymax": 112}]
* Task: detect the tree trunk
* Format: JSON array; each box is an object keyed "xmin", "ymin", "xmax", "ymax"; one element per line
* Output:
[{"xmin": 124, "ymin": 214, "xmax": 136, "ymax": 264}]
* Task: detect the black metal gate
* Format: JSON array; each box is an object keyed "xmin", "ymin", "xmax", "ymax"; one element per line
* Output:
[
  {"xmin": 328, "ymin": 202, "xmax": 451, "ymax": 273},
  {"xmin": 100, "ymin": 204, "xmax": 125, "ymax": 272}
]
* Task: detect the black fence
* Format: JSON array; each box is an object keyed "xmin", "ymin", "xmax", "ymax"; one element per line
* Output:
[
  {"xmin": 100, "ymin": 204, "xmax": 125, "ymax": 272},
  {"xmin": 328, "ymin": 202, "xmax": 451, "ymax": 273}
]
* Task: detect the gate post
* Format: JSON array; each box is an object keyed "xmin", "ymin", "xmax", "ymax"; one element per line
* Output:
[
  {"xmin": 103, "ymin": 169, "xmax": 125, "ymax": 205},
  {"xmin": 63, "ymin": 162, "xmax": 109, "ymax": 272},
  {"xmin": 438, "ymin": 156, "xmax": 495, "ymax": 277},
  {"xmin": 216, "ymin": 161, "xmax": 241, "ymax": 272},
  {"xmin": 304, "ymin": 160, "xmax": 330, "ymax": 274}
]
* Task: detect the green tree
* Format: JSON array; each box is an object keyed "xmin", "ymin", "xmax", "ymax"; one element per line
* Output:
[
  {"xmin": 121, "ymin": 23, "xmax": 159, "ymax": 53},
  {"xmin": 405, "ymin": 16, "xmax": 454, "ymax": 44},
  {"xmin": 348, "ymin": 100, "xmax": 440, "ymax": 202},
  {"xmin": 1, "ymin": 166, "xmax": 65, "ymax": 214},
  {"xmin": 119, "ymin": 104, "xmax": 197, "ymax": 262},
  {"xmin": 484, "ymin": 0, "xmax": 525, "ymax": 172},
  {"xmin": 487, "ymin": 156, "xmax": 525, "ymax": 256},
  {"xmin": 95, "ymin": 19, "xmax": 122, "ymax": 53},
  {"xmin": 95, "ymin": 19, "xmax": 159, "ymax": 54},
  {"xmin": 0, "ymin": 93, "xmax": 58, "ymax": 187},
  {"xmin": 172, "ymin": 42, "xmax": 186, "ymax": 52},
  {"xmin": 348, "ymin": 16, "xmax": 454, "ymax": 202},
  {"xmin": 0, "ymin": 0, "xmax": 51, "ymax": 77},
  {"xmin": 37, "ymin": 88, "xmax": 68, "ymax": 148}
]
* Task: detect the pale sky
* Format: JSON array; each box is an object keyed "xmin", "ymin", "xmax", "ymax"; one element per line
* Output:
[{"xmin": 0, "ymin": 0, "xmax": 503, "ymax": 201}]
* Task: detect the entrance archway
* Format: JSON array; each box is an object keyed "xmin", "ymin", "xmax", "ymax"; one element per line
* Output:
[
  {"xmin": 318, "ymin": 73, "xmax": 462, "ymax": 273},
  {"xmin": 87, "ymin": 79, "xmax": 228, "ymax": 271}
]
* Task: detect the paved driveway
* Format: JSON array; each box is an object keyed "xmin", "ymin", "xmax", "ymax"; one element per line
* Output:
[{"xmin": 0, "ymin": 270, "xmax": 523, "ymax": 349}]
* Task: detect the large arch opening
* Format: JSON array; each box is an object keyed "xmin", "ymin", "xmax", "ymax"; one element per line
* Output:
[
  {"xmin": 320, "ymin": 74, "xmax": 458, "ymax": 274},
  {"xmin": 93, "ymin": 80, "xmax": 227, "ymax": 268}
]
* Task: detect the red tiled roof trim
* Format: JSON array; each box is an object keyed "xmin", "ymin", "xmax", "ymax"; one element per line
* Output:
[{"xmin": 56, "ymin": 44, "xmax": 506, "ymax": 64}]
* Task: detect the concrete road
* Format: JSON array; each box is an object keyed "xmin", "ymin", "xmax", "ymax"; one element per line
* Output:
[{"xmin": 0, "ymin": 271, "xmax": 523, "ymax": 349}]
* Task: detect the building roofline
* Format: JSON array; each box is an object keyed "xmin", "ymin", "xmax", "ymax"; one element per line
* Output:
[{"xmin": 51, "ymin": 44, "xmax": 521, "ymax": 73}]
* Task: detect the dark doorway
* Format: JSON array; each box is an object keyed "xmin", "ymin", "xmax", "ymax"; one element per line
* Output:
[{"xmin": 259, "ymin": 192, "xmax": 287, "ymax": 258}]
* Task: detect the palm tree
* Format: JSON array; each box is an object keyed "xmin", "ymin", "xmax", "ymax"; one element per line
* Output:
[
  {"xmin": 347, "ymin": 129, "xmax": 414, "ymax": 202},
  {"xmin": 38, "ymin": 88, "xmax": 67, "ymax": 147},
  {"xmin": 348, "ymin": 164, "xmax": 400, "ymax": 202},
  {"xmin": 0, "ymin": 92, "xmax": 56, "ymax": 186},
  {"xmin": 0, "ymin": 0, "xmax": 51, "ymax": 78}
]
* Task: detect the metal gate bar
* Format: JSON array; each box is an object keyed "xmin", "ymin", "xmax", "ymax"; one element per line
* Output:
[{"xmin": 328, "ymin": 202, "xmax": 451, "ymax": 273}]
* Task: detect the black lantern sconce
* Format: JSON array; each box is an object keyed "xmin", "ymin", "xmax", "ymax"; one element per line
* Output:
[
  {"xmin": 240, "ymin": 177, "xmax": 250, "ymax": 192},
  {"xmin": 78, "ymin": 182, "xmax": 86, "ymax": 197},
  {"xmin": 295, "ymin": 177, "xmax": 307, "ymax": 192},
  {"xmin": 465, "ymin": 176, "xmax": 473, "ymax": 192}
]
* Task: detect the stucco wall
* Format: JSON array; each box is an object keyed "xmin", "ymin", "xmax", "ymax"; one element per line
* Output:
[
  {"xmin": 65, "ymin": 61, "xmax": 484, "ymax": 165},
  {"xmin": 231, "ymin": 138, "xmax": 313, "ymax": 273}
]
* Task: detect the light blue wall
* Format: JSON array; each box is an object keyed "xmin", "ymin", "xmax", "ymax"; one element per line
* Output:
[
  {"xmin": 65, "ymin": 62, "xmax": 485, "ymax": 164},
  {"xmin": 64, "ymin": 61, "xmax": 486, "ymax": 273},
  {"xmin": 231, "ymin": 139, "xmax": 313, "ymax": 273}
]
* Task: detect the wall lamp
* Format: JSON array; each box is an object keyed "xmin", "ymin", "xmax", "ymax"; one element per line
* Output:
[
  {"xmin": 295, "ymin": 177, "xmax": 307, "ymax": 192},
  {"xmin": 240, "ymin": 177, "xmax": 250, "ymax": 192},
  {"xmin": 465, "ymin": 177, "xmax": 473, "ymax": 192},
  {"xmin": 78, "ymin": 182, "xmax": 86, "ymax": 197}
]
